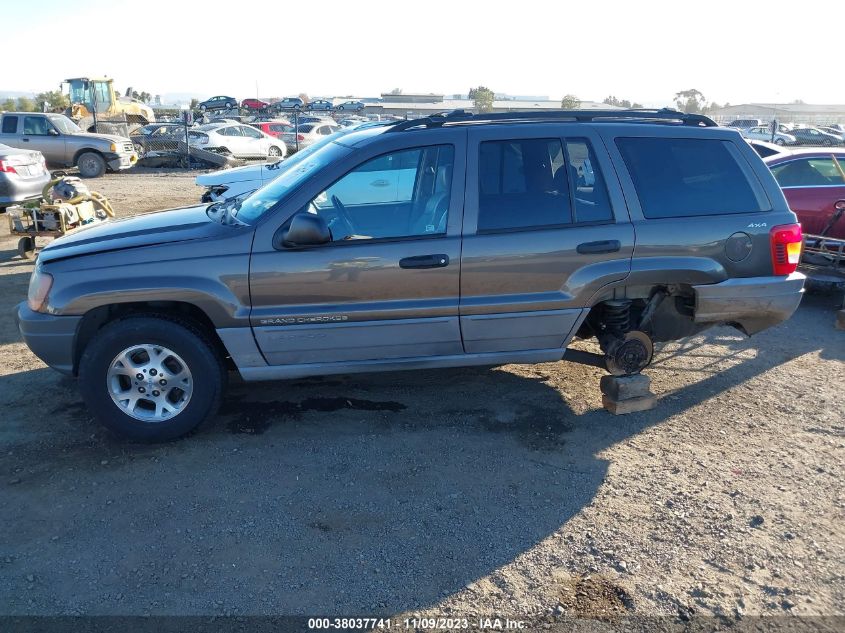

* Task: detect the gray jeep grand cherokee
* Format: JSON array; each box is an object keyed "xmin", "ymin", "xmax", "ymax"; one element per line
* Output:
[{"xmin": 17, "ymin": 109, "xmax": 806, "ymax": 441}]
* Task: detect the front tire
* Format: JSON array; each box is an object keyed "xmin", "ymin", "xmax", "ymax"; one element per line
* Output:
[
  {"xmin": 76, "ymin": 152, "xmax": 106, "ymax": 178},
  {"xmin": 78, "ymin": 317, "xmax": 226, "ymax": 441},
  {"xmin": 775, "ymin": 138, "xmax": 786, "ymax": 146},
  {"xmin": 268, "ymin": 145, "xmax": 282, "ymax": 157}
]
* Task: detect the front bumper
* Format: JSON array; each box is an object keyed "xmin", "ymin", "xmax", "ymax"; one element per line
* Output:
[
  {"xmin": 105, "ymin": 152, "xmax": 137, "ymax": 172},
  {"xmin": 693, "ymin": 272, "xmax": 806, "ymax": 335},
  {"xmin": 15, "ymin": 302, "xmax": 82, "ymax": 375}
]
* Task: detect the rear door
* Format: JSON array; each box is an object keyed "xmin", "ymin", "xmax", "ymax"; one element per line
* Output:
[{"xmin": 460, "ymin": 124, "xmax": 635, "ymax": 353}]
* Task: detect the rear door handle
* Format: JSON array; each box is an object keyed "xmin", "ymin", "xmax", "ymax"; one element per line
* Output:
[
  {"xmin": 399, "ymin": 254, "xmax": 449, "ymax": 269},
  {"xmin": 576, "ymin": 240, "xmax": 621, "ymax": 255},
  {"xmin": 370, "ymin": 179, "xmax": 389, "ymax": 187},
  {"xmin": 21, "ymin": 138, "xmax": 29, "ymax": 142}
]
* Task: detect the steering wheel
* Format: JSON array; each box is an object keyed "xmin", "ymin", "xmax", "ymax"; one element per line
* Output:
[{"xmin": 330, "ymin": 195, "xmax": 355, "ymax": 238}]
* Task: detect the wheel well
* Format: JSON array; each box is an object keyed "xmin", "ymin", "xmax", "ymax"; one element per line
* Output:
[
  {"xmin": 73, "ymin": 301, "xmax": 232, "ymax": 375},
  {"xmin": 72, "ymin": 148, "xmax": 105, "ymax": 166}
]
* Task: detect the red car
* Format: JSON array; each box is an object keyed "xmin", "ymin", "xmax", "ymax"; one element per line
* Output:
[
  {"xmin": 766, "ymin": 149, "xmax": 845, "ymax": 239},
  {"xmin": 249, "ymin": 120, "xmax": 292, "ymax": 139},
  {"xmin": 240, "ymin": 98, "xmax": 269, "ymax": 111}
]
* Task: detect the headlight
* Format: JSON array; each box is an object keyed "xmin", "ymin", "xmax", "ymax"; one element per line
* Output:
[
  {"xmin": 27, "ymin": 264, "xmax": 54, "ymax": 313},
  {"xmin": 110, "ymin": 143, "xmax": 117, "ymax": 152}
]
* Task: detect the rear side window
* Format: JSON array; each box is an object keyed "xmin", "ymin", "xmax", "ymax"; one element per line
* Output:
[
  {"xmin": 616, "ymin": 138, "xmax": 768, "ymax": 218},
  {"xmin": 2, "ymin": 116, "xmax": 18, "ymax": 134},
  {"xmin": 478, "ymin": 138, "xmax": 571, "ymax": 231}
]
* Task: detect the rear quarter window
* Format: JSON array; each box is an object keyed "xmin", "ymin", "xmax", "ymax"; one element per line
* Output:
[
  {"xmin": 1, "ymin": 116, "xmax": 18, "ymax": 134},
  {"xmin": 617, "ymin": 137, "xmax": 769, "ymax": 218}
]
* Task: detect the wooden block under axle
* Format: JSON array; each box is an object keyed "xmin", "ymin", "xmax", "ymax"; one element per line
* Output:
[
  {"xmin": 602, "ymin": 393, "xmax": 656, "ymax": 415},
  {"xmin": 600, "ymin": 374, "xmax": 652, "ymax": 401}
]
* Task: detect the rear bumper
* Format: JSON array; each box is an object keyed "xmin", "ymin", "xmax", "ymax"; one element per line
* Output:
[
  {"xmin": 693, "ymin": 273, "xmax": 805, "ymax": 335},
  {"xmin": 15, "ymin": 302, "xmax": 81, "ymax": 375},
  {"xmin": 0, "ymin": 172, "xmax": 51, "ymax": 205}
]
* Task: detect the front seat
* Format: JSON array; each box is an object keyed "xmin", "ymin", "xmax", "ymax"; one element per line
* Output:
[{"xmin": 411, "ymin": 166, "xmax": 452, "ymax": 234}]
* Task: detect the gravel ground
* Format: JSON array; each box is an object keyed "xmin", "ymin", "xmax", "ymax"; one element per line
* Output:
[{"xmin": 0, "ymin": 172, "xmax": 843, "ymax": 624}]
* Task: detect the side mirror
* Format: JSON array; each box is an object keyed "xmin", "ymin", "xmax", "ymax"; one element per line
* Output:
[
  {"xmin": 48, "ymin": 128, "xmax": 60, "ymax": 136},
  {"xmin": 282, "ymin": 212, "xmax": 331, "ymax": 248}
]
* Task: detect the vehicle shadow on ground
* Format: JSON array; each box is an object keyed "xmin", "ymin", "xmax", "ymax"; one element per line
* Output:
[{"xmin": 0, "ymin": 298, "xmax": 842, "ymax": 616}]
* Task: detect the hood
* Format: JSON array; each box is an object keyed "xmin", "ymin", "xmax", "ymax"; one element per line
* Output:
[
  {"xmin": 195, "ymin": 161, "xmax": 284, "ymax": 186},
  {"xmin": 72, "ymin": 131, "xmax": 130, "ymax": 143},
  {"xmin": 38, "ymin": 205, "xmax": 237, "ymax": 263}
]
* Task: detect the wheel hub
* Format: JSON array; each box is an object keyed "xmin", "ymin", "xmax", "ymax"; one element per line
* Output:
[
  {"xmin": 605, "ymin": 330, "xmax": 654, "ymax": 376},
  {"xmin": 106, "ymin": 344, "xmax": 193, "ymax": 422}
]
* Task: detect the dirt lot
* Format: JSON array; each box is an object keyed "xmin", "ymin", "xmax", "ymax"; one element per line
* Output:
[{"xmin": 1, "ymin": 172, "xmax": 843, "ymax": 624}]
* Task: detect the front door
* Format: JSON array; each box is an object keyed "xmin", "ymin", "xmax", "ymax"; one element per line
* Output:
[
  {"xmin": 249, "ymin": 137, "xmax": 466, "ymax": 366},
  {"xmin": 20, "ymin": 115, "xmax": 66, "ymax": 165},
  {"xmin": 459, "ymin": 125, "xmax": 635, "ymax": 353}
]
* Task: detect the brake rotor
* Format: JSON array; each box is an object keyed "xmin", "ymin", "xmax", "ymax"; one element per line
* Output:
[{"xmin": 605, "ymin": 330, "xmax": 654, "ymax": 376}]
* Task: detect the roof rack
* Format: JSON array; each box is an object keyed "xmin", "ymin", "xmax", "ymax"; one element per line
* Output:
[{"xmin": 386, "ymin": 108, "xmax": 717, "ymax": 132}]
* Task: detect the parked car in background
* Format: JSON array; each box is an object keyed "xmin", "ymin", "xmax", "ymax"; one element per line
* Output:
[
  {"xmin": 188, "ymin": 122, "xmax": 287, "ymax": 158},
  {"xmin": 337, "ymin": 101, "xmax": 365, "ymax": 112},
  {"xmin": 130, "ymin": 123, "xmax": 187, "ymax": 153},
  {"xmin": 742, "ymin": 125, "xmax": 796, "ymax": 146},
  {"xmin": 818, "ymin": 126, "xmax": 845, "ymax": 142},
  {"xmin": 281, "ymin": 122, "xmax": 340, "ymax": 153},
  {"xmin": 338, "ymin": 117, "xmax": 366, "ymax": 128},
  {"xmin": 307, "ymin": 99, "xmax": 334, "ymax": 111},
  {"xmin": 788, "ymin": 127, "xmax": 843, "ymax": 147},
  {"xmin": 747, "ymin": 139, "xmax": 789, "ymax": 158},
  {"xmin": 0, "ymin": 112, "xmax": 136, "ymax": 178},
  {"xmin": 249, "ymin": 120, "xmax": 292, "ymax": 139},
  {"xmin": 196, "ymin": 121, "xmax": 393, "ymax": 202},
  {"xmin": 0, "ymin": 143, "xmax": 51, "ymax": 211},
  {"xmin": 271, "ymin": 97, "xmax": 304, "ymax": 111},
  {"xmin": 288, "ymin": 116, "xmax": 333, "ymax": 126},
  {"xmin": 197, "ymin": 96, "xmax": 238, "ymax": 112},
  {"xmin": 726, "ymin": 118, "xmax": 764, "ymax": 130},
  {"xmin": 241, "ymin": 98, "xmax": 269, "ymax": 111},
  {"xmin": 766, "ymin": 149, "xmax": 845, "ymax": 238}
]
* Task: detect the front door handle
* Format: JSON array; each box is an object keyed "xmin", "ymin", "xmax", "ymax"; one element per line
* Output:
[
  {"xmin": 21, "ymin": 138, "xmax": 30, "ymax": 142},
  {"xmin": 576, "ymin": 240, "xmax": 621, "ymax": 255},
  {"xmin": 370, "ymin": 179, "xmax": 389, "ymax": 187},
  {"xmin": 399, "ymin": 254, "xmax": 449, "ymax": 269}
]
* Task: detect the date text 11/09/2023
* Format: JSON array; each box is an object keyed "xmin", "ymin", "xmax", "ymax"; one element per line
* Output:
[{"xmin": 307, "ymin": 617, "xmax": 527, "ymax": 629}]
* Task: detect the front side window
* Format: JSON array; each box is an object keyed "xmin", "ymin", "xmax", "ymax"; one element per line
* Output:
[
  {"xmin": 307, "ymin": 144, "xmax": 454, "ymax": 241},
  {"xmin": 617, "ymin": 137, "xmax": 768, "ymax": 218},
  {"xmin": 23, "ymin": 116, "xmax": 52, "ymax": 136}
]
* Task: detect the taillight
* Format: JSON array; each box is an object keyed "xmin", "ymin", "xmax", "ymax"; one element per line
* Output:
[
  {"xmin": 296, "ymin": 134, "xmax": 305, "ymax": 141},
  {"xmin": 770, "ymin": 223, "xmax": 802, "ymax": 275},
  {"xmin": 0, "ymin": 160, "xmax": 17, "ymax": 174}
]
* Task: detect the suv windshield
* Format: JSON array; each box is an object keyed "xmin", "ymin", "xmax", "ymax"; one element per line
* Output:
[
  {"xmin": 49, "ymin": 115, "xmax": 81, "ymax": 134},
  {"xmin": 232, "ymin": 141, "xmax": 348, "ymax": 223}
]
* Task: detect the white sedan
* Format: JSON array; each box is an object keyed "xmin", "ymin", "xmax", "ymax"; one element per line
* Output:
[
  {"xmin": 187, "ymin": 123, "xmax": 287, "ymax": 159},
  {"xmin": 742, "ymin": 125, "xmax": 796, "ymax": 146}
]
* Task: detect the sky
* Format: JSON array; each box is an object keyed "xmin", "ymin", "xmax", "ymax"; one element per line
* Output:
[{"xmin": 3, "ymin": 0, "xmax": 844, "ymax": 106}]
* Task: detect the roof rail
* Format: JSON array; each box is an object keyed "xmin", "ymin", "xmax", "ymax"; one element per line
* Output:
[{"xmin": 386, "ymin": 108, "xmax": 717, "ymax": 132}]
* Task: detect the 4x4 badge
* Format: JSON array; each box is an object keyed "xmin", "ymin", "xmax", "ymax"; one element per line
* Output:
[{"xmin": 747, "ymin": 222, "xmax": 767, "ymax": 228}]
